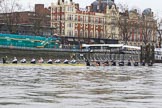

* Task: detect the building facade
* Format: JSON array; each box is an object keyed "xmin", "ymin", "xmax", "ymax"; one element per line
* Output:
[
  {"xmin": 119, "ymin": 8, "xmax": 157, "ymax": 46},
  {"xmin": 0, "ymin": 0, "xmax": 157, "ymax": 47},
  {"xmin": 156, "ymin": 20, "xmax": 162, "ymax": 48},
  {"xmin": 0, "ymin": 4, "xmax": 52, "ymax": 36},
  {"xmin": 51, "ymin": 0, "xmax": 157, "ymax": 46},
  {"xmin": 51, "ymin": 0, "xmax": 119, "ymax": 44}
]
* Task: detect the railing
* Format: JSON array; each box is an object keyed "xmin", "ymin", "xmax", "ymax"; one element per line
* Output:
[
  {"xmin": 0, "ymin": 45, "xmax": 84, "ymax": 52},
  {"xmin": 0, "ymin": 45, "xmax": 141, "ymax": 54}
]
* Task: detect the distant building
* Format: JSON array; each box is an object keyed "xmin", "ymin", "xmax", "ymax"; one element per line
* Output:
[
  {"xmin": 90, "ymin": 0, "xmax": 115, "ymax": 13},
  {"xmin": 0, "ymin": 0, "xmax": 157, "ymax": 47},
  {"xmin": 119, "ymin": 8, "xmax": 157, "ymax": 46},
  {"xmin": 51, "ymin": 0, "xmax": 119, "ymax": 45},
  {"xmin": 0, "ymin": 4, "xmax": 52, "ymax": 36},
  {"xmin": 157, "ymin": 20, "xmax": 162, "ymax": 48}
]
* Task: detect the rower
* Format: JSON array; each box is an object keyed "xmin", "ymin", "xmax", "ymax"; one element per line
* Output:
[
  {"xmin": 2, "ymin": 57, "xmax": 6, "ymax": 64},
  {"xmin": 119, "ymin": 60, "xmax": 124, "ymax": 66},
  {"xmin": 127, "ymin": 60, "xmax": 131, "ymax": 66},
  {"xmin": 85, "ymin": 59, "xmax": 90, "ymax": 66},
  {"xmin": 103, "ymin": 61, "xmax": 109, "ymax": 66},
  {"xmin": 55, "ymin": 59, "xmax": 61, "ymax": 63},
  {"xmin": 111, "ymin": 60, "xmax": 116, "ymax": 66},
  {"xmin": 134, "ymin": 60, "xmax": 139, "ymax": 66},
  {"xmin": 47, "ymin": 59, "xmax": 53, "ymax": 64},
  {"xmin": 148, "ymin": 60, "xmax": 153, "ymax": 66},
  {"xmin": 96, "ymin": 61, "xmax": 100, "ymax": 66},
  {"xmin": 38, "ymin": 57, "xmax": 44, "ymax": 63},
  {"xmin": 12, "ymin": 57, "xmax": 17, "ymax": 64},
  {"xmin": 2, "ymin": 56, "xmax": 8, "ymax": 64},
  {"xmin": 141, "ymin": 60, "xmax": 145, "ymax": 66},
  {"xmin": 31, "ymin": 58, "xmax": 36, "ymax": 64},
  {"xmin": 64, "ymin": 59, "xmax": 69, "ymax": 64},
  {"xmin": 70, "ymin": 59, "xmax": 76, "ymax": 64},
  {"xmin": 20, "ymin": 58, "xmax": 26, "ymax": 63}
]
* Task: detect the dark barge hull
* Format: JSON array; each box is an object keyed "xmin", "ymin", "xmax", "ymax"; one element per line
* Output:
[{"xmin": 154, "ymin": 60, "xmax": 162, "ymax": 63}]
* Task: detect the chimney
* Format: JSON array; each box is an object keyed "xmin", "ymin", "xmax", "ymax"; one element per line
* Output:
[
  {"xmin": 35, "ymin": 4, "xmax": 44, "ymax": 14},
  {"xmin": 75, "ymin": 3, "xmax": 79, "ymax": 10}
]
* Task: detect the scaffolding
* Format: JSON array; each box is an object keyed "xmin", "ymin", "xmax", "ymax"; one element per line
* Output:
[{"xmin": 0, "ymin": 33, "xmax": 60, "ymax": 48}]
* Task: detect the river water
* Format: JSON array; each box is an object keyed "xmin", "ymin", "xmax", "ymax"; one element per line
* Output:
[{"xmin": 0, "ymin": 64, "xmax": 162, "ymax": 108}]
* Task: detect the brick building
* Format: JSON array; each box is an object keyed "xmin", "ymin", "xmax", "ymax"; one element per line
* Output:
[
  {"xmin": 0, "ymin": 4, "xmax": 52, "ymax": 36},
  {"xmin": 51, "ymin": 0, "xmax": 157, "ymax": 47},
  {"xmin": 51, "ymin": 0, "xmax": 119, "ymax": 45}
]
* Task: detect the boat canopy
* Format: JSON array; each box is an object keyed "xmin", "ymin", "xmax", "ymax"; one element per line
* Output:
[{"xmin": 82, "ymin": 44, "xmax": 141, "ymax": 50}]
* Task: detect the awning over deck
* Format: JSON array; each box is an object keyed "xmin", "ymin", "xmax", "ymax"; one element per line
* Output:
[{"xmin": 82, "ymin": 44, "xmax": 141, "ymax": 50}]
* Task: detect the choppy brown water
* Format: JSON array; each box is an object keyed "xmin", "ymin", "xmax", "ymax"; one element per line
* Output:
[{"xmin": 0, "ymin": 64, "xmax": 162, "ymax": 108}]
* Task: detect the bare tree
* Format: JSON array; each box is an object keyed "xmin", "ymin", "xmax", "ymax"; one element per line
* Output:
[
  {"xmin": 141, "ymin": 14, "xmax": 157, "ymax": 46},
  {"xmin": 141, "ymin": 20, "xmax": 152, "ymax": 45},
  {"xmin": 118, "ymin": 13, "xmax": 130, "ymax": 45},
  {"xmin": 117, "ymin": 3, "xmax": 128, "ymax": 13},
  {"xmin": 30, "ymin": 4, "xmax": 51, "ymax": 36},
  {"xmin": 118, "ymin": 3, "xmax": 131, "ymax": 45},
  {"xmin": 157, "ymin": 22, "xmax": 162, "ymax": 48},
  {"xmin": 0, "ymin": 0, "xmax": 22, "ymax": 33}
]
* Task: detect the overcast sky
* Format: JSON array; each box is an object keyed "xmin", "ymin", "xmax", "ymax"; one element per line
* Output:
[{"xmin": 19, "ymin": 0, "xmax": 162, "ymax": 18}]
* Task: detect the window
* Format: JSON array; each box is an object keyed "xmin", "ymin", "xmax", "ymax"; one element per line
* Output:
[
  {"xmin": 68, "ymin": 30, "xmax": 73, "ymax": 36},
  {"xmin": 90, "ymin": 31, "xmax": 93, "ymax": 38},
  {"xmin": 100, "ymin": 31, "xmax": 103, "ymax": 37},
  {"xmin": 103, "ymin": 18, "xmax": 105, "ymax": 23},
  {"xmin": 95, "ymin": 18, "xmax": 98, "ymax": 23},
  {"xmin": 62, "ymin": 7, "xmax": 65, "ymax": 12},
  {"xmin": 68, "ymin": 23, "xmax": 73, "ymax": 28},
  {"xmin": 111, "ymin": 26, "xmax": 115, "ymax": 31},
  {"xmin": 68, "ymin": 7, "xmax": 70, "ymax": 11},
  {"xmin": 67, "ymin": 6, "xmax": 74, "ymax": 12},
  {"xmin": 62, "ymin": 15, "xmax": 65, "ymax": 20},
  {"xmin": 75, "ymin": 15, "xmax": 78, "ymax": 21},
  {"xmin": 62, "ymin": 29, "xmax": 65, "ymax": 35},
  {"xmin": 57, "ymin": 16, "xmax": 60, "ymax": 20},
  {"xmin": 71, "ymin": 7, "xmax": 73, "ymax": 12},
  {"xmin": 80, "ymin": 29, "xmax": 83, "ymax": 37},
  {"xmin": 100, "ymin": 18, "xmax": 103, "ymax": 23},
  {"xmin": 54, "ymin": 7, "xmax": 57, "ymax": 12},
  {"xmin": 67, "ymin": 14, "xmax": 70, "ymax": 20},
  {"xmin": 95, "ymin": 31, "xmax": 98, "ymax": 38},
  {"xmin": 75, "ymin": 29, "xmax": 78, "ymax": 36},
  {"xmin": 70, "ymin": 15, "xmax": 73, "ymax": 20},
  {"xmin": 112, "ymin": 12, "xmax": 116, "ymax": 16},
  {"xmin": 85, "ymin": 16, "xmax": 88, "ymax": 22},
  {"xmin": 85, "ymin": 30, "xmax": 88, "ymax": 38},
  {"xmin": 80, "ymin": 16, "xmax": 83, "ymax": 22},
  {"xmin": 57, "ymin": 7, "xmax": 60, "ymax": 12},
  {"xmin": 91, "ymin": 17, "xmax": 94, "ymax": 23},
  {"xmin": 111, "ymin": 18, "xmax": 116, "ymax": 24},
  {"xmin": 57, "ymin": 29, "xmax": 60, "ymax": 34}
]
